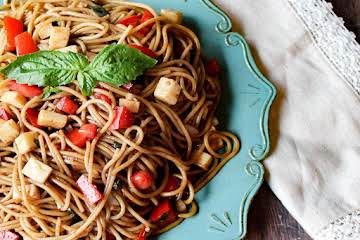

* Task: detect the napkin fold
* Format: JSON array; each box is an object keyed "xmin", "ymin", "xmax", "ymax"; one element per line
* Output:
[{"xmin": 214, "ymin": 0, "xmax": 360, "ymax": 239}]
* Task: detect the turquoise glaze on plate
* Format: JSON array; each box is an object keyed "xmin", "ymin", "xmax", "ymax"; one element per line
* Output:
[
  {"xmin": 0, "ymin": 0, "xmax": 276, "ymax": 239},
  {"xmin": 132, "ymin": 1, "xmax": 276, "ymax": 239}
]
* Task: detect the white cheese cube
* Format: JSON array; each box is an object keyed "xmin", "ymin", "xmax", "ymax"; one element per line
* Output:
[
  {"xmin": 36, "ymin": 23, "xmax": 53, "ymax": 39},
  {"xmin": 22, "ymin": 157, "xmax": 53, "ymax": 183},
  {"xmin": 49, "ymin": 27, "xmax": 70, "ymax": 50},
  {"xmin": 119, "ymin": 99, "xmax": 140, "ymax": 113},
  {"xmin": 1, "ymin": 91, "xmax": 27, "ymax": 108},
  {"xmin": 0, "ymin": 119, "xmax": 19, "ymax": 144},
  {"xmin": 38, "ymin": 110, "xmax": 67, "ymax": 129},
  {"xmin": 161, "ymin": 9, "xmax": 183, "ymax": 24},
  {"xmin": 56, "ymin": 45, "xmax": 79, "ymax": 53},
  {"xmin": 154, "ymin": 77, "xmax": 181, "ymax": 105},
  {"xmin": 37, "ymin": 43, "xmax": 49, "ymax": 51},
  {"xmin": 15, "ymin": 132, "xmax": 38, "ymax": 155},
  {"xmin": 13, "ymin": 184, "xmax": 40, "ymax": 200},
  {"xmin": 192, "ymin": 151, "xmax": 213, "ymax": 170}
]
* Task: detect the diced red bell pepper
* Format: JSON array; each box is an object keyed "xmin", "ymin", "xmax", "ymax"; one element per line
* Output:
[
  {"xmin": 76, "ymin": 175, "xmax": 103, "ymax": 204},
  {"xmin": 205, "ymin": 59, "xmax": 222, "ymax": 76},
  {"xmin": 163, "ymin": 175, "xmax": 180, "ymax": 192},
  {"xmin": 117, "ymin": 15, "xmax": 141, "ymax": 27},
  {"xmin": 67, "ymin": 129, "xmax": 87, "ymax": 148},
  {"xmin": 26, "ymin": 108, "xmax": 41, "ymax": 128},
  {"xmin": 15, "ymin": 32, "xmax": 38, "ymax": 56},
  {"xmin": 0, "ymin": 107, "xmax": 11, "ymax": 121},
  {"xmin": 131, "ymin": 170, "xmax": 153, "ymax": 190},
  {"xmin": 139, "ymin": 10, "xmax": 154, "ymax": 36},
  {"xmin": 109, "ymin": 106, "xmax": 134, "ymax": 130},
  {"xmin": 79, "ymin": 124, "xmax": 97, "ymax": 140},
  {"xmin": 0, "ymin": 230, "xmax": 19, "ymax": 240},
  {"xmin": 9, "ymin": 80, "xmax": 43, "ymax": 97},
  {"xmin": 136, "ymin": 227, "xmax": 149, "ymax": 240},
  {"xmin": 150, "ymin": 199, "xmax": 177, "ymax": 224},
  {"xmin": 4, "ymin": 16, "xmax": 24, "ymax": 52},
  {"xmin": 129, "ymin": 44, "xmax": 157, "ymax": 58},
  {"xmin": 93, "ymin": 92, "xmax": 112, "ymax": 105},
  {"xmin": 56, "ymin": 96, "xmax": 78, "ymax": 115},
  {"xmin": 122, "ymin": 82, "xmax": 133, "ymax": 91}
]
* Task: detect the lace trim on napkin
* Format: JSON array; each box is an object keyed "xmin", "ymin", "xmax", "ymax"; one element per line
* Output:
[
  {"xmin": 287, "ymin": 0, "xmax": 360, "ymax": 239},
  {"xmin": 287, "ymin": 0, "xmax": 360, "ymax": 96}
]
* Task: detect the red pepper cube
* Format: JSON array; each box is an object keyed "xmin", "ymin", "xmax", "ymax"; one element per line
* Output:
[
  {"xmin": 129, "ymin": 44, "xmax": 157, "ymax": 58},
  {"xmin": 139, "ymin": 10, "xmax": 154, "ymax": 36},
  {"xmin": 15, "ymin": 32, "xmax": 38, "ymax": 56},
  {"xmin": 9, "ymin": 81, "xmax": 43, "ymax": 97},
  {"xmin": 76, "ymin": 175, "xmax": 103, "ymax": 205},
  {"xmin": 4, "ymin": 16, "xmax": 24, "ymax": 52},
  {"xmin": 26, "ymin": 108, "xmax": 41, "ymax": 128},
  {"xmin": 117, "ymin": 15, "xmax": 141, "ymax": 27},
  {"xmin": 163, "ymin": 175, "xmax": 180, "ymax": 192},
  {"xmin": 67, "ymin": 129, "xmax": 87, "ymax": 148},
  {"xmin": 150, "ymin": 199, "xmax": 177, "ymax": 224},
  {"xmin": 205, "ymin": 58, "xmax": 222, "ymax": 76},
  {"xmin": 0, "ymin": 107, "xmax": 11, "ymax": 121},
  {"xmin": 109, "ymin": 106, "xmax": 134, "ymax": 130},
  {"xmin": 0, "ymin": 230, "xmax": 19, "ymax": 240},
  {"xmin": 56, "ymin": 96, "xmax": 78, "ymax": 115},
  {"xmin": 131, "ymin": 170, "xmax": 153, "ymax": 190},
  {"xmin": 79, "ymin": 124, "xmax": 97, "ymax": 140},
  {"xmin": 93, "ymin": 92, "xmax": 112, "ymax": 105}
]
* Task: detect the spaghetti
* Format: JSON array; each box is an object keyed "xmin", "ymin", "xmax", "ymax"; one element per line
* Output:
[{"xmin": 0, "ymin": 1, "xmax": 240, "ymax": 239}]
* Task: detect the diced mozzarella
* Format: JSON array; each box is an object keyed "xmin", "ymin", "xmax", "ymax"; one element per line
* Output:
[
  {"xmin": 56, "ymin": 45, "xmax": 79, "ymax": 53},
  {"xmin": 192, "ymin": 151, "xmax": 213, "ymax": 170},
  {"xmin": 160, "ymin": 9, "xmax": 183, "ymax": 24},
  {"xmin": 22, "ymin": 157, "xmax": 53, "ymax": 184},
  {"xmin": 76, "ymin": 175, "xmax": 103, "ymax": 204},
  {"xmin": 1, "ymin": 91, "xmax": 27, "ymax": 108},
  {"xmin": 38, "ymin": 110, "xmax": 67, "ymax": 129},
  {"xmin": 154, "ymin": 77, "xmax": 181, "ymax": 105},
  {"xmin": 36, "ymin": 23, "xmax": 53, "ymax": 39},
  {"xmin": 37, "ymin": 43, "xmax": 49, "ymax": 51},
  {"xmin": 0, "ymin": 119, "xmax": 19, "ymax": 144},
  {"xmin": 119, "ymin": 99, "xmax": 140, "ymax": 113},
  {"xmin": 15, "ymin": 132, "xmax": 38, "ymax": 155},
  {"xmin": 49, "ymin": 27, "xmax": 70, "ymax": 50},
  {"xmin": 13, "ymin": 184, "xmax": 40, "ymax": 201}
]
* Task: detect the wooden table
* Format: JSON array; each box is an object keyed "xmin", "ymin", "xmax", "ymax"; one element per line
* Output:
[{"xmin": 245, "ymin": 1, "xmax": 356, "ymax": 239}]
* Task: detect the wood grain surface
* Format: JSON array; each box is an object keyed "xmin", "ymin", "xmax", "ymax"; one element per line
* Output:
[{"xmin": 245, "ymin": 1, "xmax": 356, "ymax": 239}]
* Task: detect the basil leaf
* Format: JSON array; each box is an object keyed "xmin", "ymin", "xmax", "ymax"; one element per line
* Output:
[
  {"xmin": 43, "ymin": 86, "xmax": 61, "ymax": 98},
  {"xmin": 91, "ymin": 4, "xmax": 108, "ymax": 17},
  {"xmin": 0, "ymin": 51, "xmax": 89, "ymax": 87},
  {"xmin": 89, "ymin": 44, "xmax": 157, "ymax": 86},
  {"xmin": 78, "ymin": 71, "xmax": 96, "ymax": 96}
]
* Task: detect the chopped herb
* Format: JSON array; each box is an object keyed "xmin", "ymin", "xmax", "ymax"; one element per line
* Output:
[
  {"xmin": 67, "ymin": 208, "xmax": 81, "ymax": 224},
  {"xmin": 91, "ymin": 4, "xmax": 109, "ymax": 17},
  {"xmin": 113, "ymin": 142, "xmax": 122, "ymax": 149},
  {"xmin": 113, "ymin": 179, "xmax": 123, "ymax": 191},
  {"xmin": 34, "ymin": 139, "xmax": 40, "ymax": 148}
]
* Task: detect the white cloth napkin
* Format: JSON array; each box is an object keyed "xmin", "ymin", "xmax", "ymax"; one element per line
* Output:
[{"xmin": 214, "ymin": 0, "xmax": 360, "ymax": 239}]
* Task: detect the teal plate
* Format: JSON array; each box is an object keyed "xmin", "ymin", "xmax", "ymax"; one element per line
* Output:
[
  {"xmin": 0, "ymin": 0, "xmax": 276, "ymax": 239},
  {"xmin": 133, "ymin": 1, "xmax": 276, "ymax": 239}
]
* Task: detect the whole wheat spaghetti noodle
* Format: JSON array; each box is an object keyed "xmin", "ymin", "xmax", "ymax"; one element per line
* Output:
[{"xmin": 0, "ymin": 1, "xmax": 240, "ymax": 239}]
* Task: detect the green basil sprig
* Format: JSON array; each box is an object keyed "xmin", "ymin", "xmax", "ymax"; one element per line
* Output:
[{"xmin": 0, "ymin": 44, "xmax": 157, "ymax": 96}]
